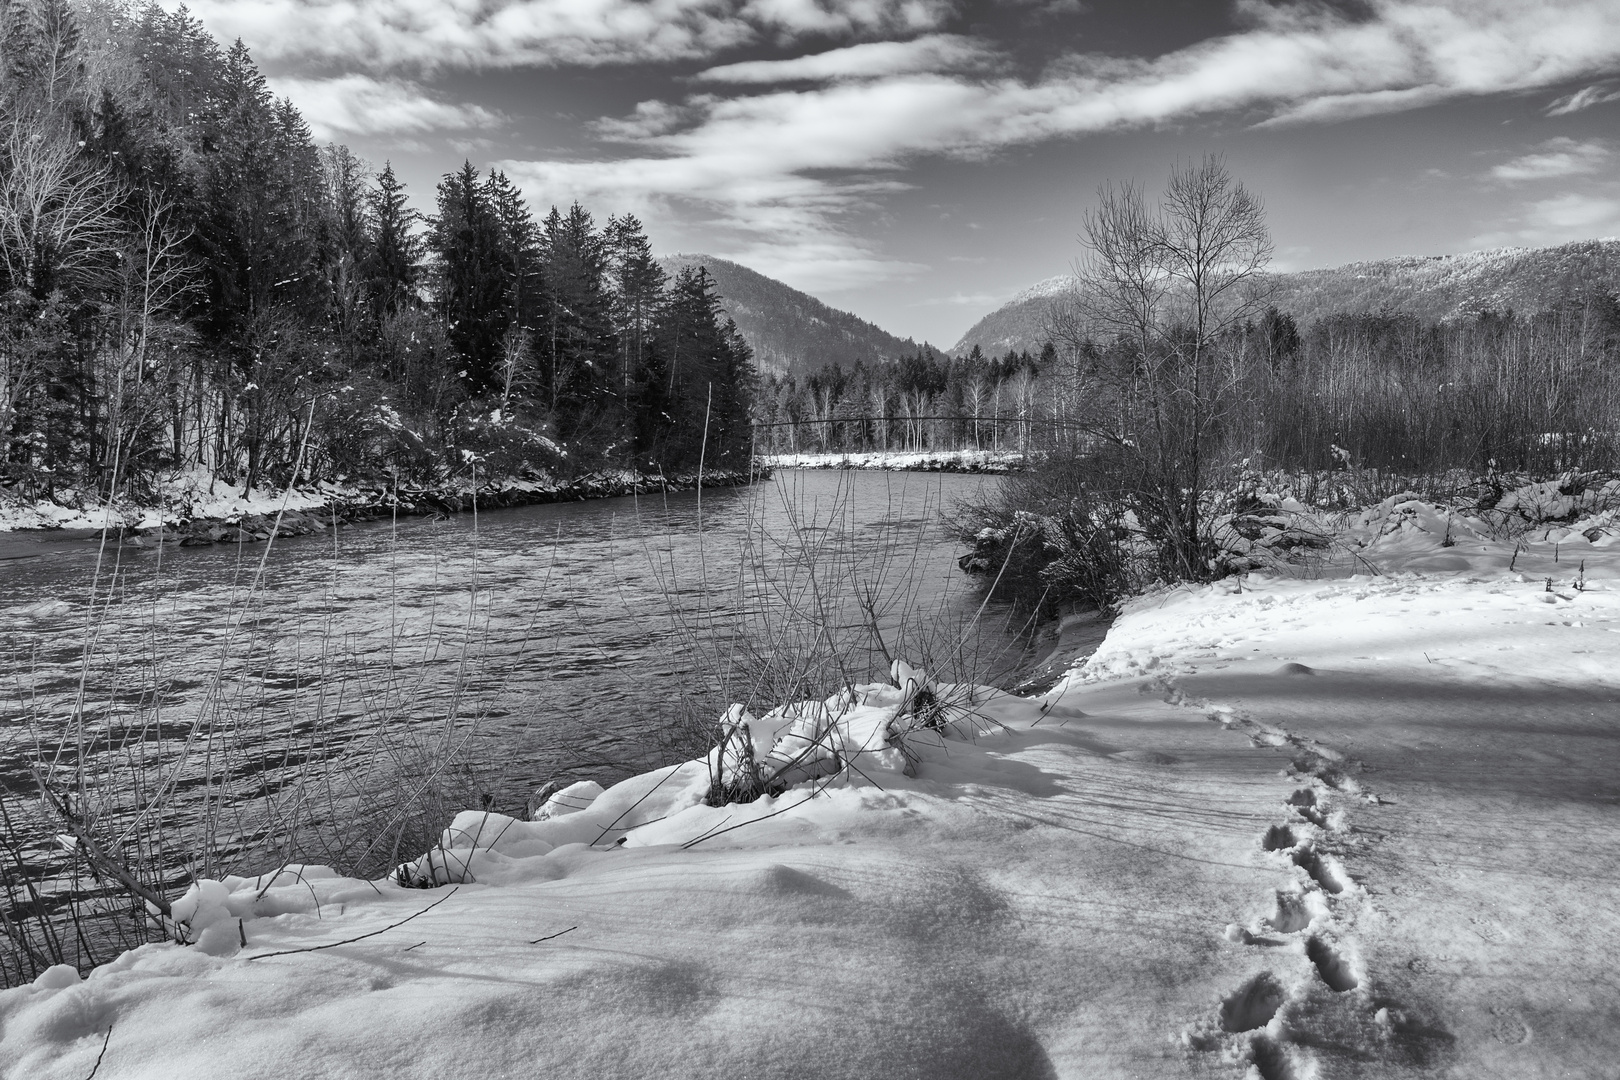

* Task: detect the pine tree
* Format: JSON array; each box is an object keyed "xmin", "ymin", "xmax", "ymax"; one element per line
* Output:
[
  {"xmin": 364, "ymin": 161, "xmax": 419, "ymax": 319},
  {"xmin": 428, "ymin": 160, "xmax": 508, "ymax": 394},
  {"xmin": 605, "ymin": 213, "xmax": 665, "ymax": 394},
  {"xmin": 537, "ymin": 202, "xmax": 615, "ymax": 433},
  {"xmin": 646, "ymin": 265, "xmax": 754, "ymax": 469}
]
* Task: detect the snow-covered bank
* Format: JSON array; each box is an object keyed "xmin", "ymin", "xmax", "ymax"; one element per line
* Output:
[
  {"xmin": 0, "ymin": 467, "xmax": 760, "ymax": 540},
  {"xmin": 3, "ymin": 495, "xmax": 1619, "ymax": 1078},
  {"xmin": 761, "ymin": 448, "xmax": 1025, "ymax": 473}
]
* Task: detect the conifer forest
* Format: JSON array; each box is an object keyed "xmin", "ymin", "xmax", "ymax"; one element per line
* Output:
[{"xmin": 0, "ymin": 0, "xmax": 756, "ymax": 505}]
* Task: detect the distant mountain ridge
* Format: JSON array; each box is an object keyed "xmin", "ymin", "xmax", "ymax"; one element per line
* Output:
[
  {"xmin": 661, "ymin": 254, "xmax": 921, "ymax": 377},
  {"xmin": 949, "ymin": 239, "xmax": 1620, "ymax": 357}
]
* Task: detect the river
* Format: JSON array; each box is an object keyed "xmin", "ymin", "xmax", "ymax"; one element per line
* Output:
[{"xmin": 0, "ymin": 470, "xmax": 1032, "ymax": 892}]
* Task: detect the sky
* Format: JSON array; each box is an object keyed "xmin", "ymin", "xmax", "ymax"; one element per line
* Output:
[{"xmin": 176, "ymin": 0, "xmax": 1620, "ymax": 347}]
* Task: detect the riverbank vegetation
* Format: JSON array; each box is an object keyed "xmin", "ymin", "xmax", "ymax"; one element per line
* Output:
[
  {"xmin": 956, "ymin": 157, "xmax": 1620, "ymax": 615},
  {"xmin": 0, "ymin": 0, "xmax": 755, "ymax": 519}
]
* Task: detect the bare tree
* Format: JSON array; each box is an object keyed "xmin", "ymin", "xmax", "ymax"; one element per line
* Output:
[
  {"xmin": 1050, "ymin": 155, "xmax": 1273, "ymax": 579},
  {"xmin": 0, "ymin": 108, "xmax": 122, "ymax": 296},
  {"xmin": 102, "ymin": 193, "xmax": 199, "ymax": 484},
  {"xmin": 0, "ymin": 106, "xmax": 123, "ymax": 457}
]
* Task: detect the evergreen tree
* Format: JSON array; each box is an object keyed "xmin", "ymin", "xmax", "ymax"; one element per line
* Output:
[
  {"xmin": 605, "ymin": 213, "xmax": 664, "ymax": 395},
  {"xmin": 537, "ymin": 202, "xmax": 615, "ymax": 433},
  {"xmin": 428, "ymin": 160, "xmax": 507, "ymax": 394},
  {"xmin": 646, "ymin": 265, "xmax": 754, "ymax": 469},
  {"xmin": 363, "ymin": 161, "xmax": 419, "ymax": 320}
]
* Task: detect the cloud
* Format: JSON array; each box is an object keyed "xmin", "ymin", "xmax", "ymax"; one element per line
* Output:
[
  {"xmin": 1472, "ymin": 192, "xmax": 1620, "ymax": 248},
  {"xmin": 696, "ymin": 34, "xmax": 995, "ymax": 83},
  {"xmin": 268, "ymin": 0, "xmax": 1620, "ymax": 286},
  {"xmin": 1526, "ymin": 192, "xmax": 1620, "ymax": 231},
  {"xmin": 911, "ymin": 289, "xmax": 1009, "ymax": 307},
  {"xmin": 1490, "ymin": 138, "xmax": 1611, "ymax": 183},
  {"xmin": 1548, "ymin": 82, "xmax": 1620, "ymax": 114},
  {"xmin": 182, "ymin": 0, "xmax": 953, "ymax": 73},
  {"xmin": 268, "ymin": 75, "xmax": 505, "ymax": 139}
]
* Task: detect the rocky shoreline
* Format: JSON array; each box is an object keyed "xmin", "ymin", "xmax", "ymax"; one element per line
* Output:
[
  {"xmin": 761, "ymin": 450, "xmax": 1027, "ymax": 474},
  {"xmin": 6, "ymin": 468, "xmax": 763, "ymax": 550}
]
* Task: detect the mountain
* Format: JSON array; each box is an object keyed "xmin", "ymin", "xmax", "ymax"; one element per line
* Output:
[
  {"xmin": 660, "ymin": 254, "xmax": 920, "ymax": 377},
  {"xmin": 1260, "ymin": 239, "xmax": 1620, "ymax": 326},
  {"xmin": 949, "ymin": 239, "xmax": 1620, "ymax": 356},
  {"xmin": 945, "ymin": 275, "xmax": 1070, "ymax": 358}
]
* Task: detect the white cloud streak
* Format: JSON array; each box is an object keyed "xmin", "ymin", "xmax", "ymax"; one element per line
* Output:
[
  {"xmin": 1491, "ymin": 138, "xmax": 1611, "ymax": 183},
  {"xmin": 696, "ymin": 33, "xmax": 994, "ymax": 82},
  {"xmin": 268, "ymin": 75, "xmax": 505, "ymax": 140},
  {"xmin": 501, "ymin": 1, "xmax": 1620, "ymax": 287},
  {"xmin": 1547, "ymin": 82, "xmax": 1620, "ymax": 114},
  {"xmin": 1473, "ymin": 192, "xmax": 1620, "ymax": 248},
  {"xmin": 181, "ymin": 0, "xmax": 953, "ymax": 73}
]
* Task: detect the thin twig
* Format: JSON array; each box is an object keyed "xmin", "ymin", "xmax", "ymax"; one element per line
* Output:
[
  {"xmin": 83, "ymin": 1025, "xmax": 113, "ymax": 1080},
  {"xmin": 529, "ymin": 925, "xmax": 577, "ymax": 945},
  {"xmin": 243, "ymin": 888, "xmax": 457, "ymax": 961}
]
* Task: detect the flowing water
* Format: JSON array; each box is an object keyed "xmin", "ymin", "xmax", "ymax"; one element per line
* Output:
[{"xmin": 0, "ymin": 470, "xmax": 1032, "ymax": 893}]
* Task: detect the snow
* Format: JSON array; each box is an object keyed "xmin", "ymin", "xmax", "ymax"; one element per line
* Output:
[
  {"xmin": 3, "ymin": 483, "xmax": 1619, "ymax": 1077},
  {"xmin": 0, "ymin": 467, "xmax": 331, "ymax": 533},
  {"xmin": 762, "ymin": 449, "xmax": 1025, "ymax": 472}
]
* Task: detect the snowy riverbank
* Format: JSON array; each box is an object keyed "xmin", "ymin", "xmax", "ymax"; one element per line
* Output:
[
  {"xmin": 0, "ymin": 466, "xmax": 760, "ymax": 544},
  {"xmin": 3, "ymin": 491, "xmax": 1619, "ymax": 1078},
  {"xmin": 761, "ymin": 448, "xmax": 1025, "ymax": 472}
]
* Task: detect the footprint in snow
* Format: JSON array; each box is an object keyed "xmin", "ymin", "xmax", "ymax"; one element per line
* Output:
[
  {"xmin": 1220, "ymin": 972, "xmax": 1287, "ymax": 1033},
  {"xmin": 1287, "ymin": 788, "xmax": 1327, "ymax": 827},
  {"xmin": 1265, "ymin": 891, "xmax": 1314, "ymax": 934},
  {"xmin": 1305, "ymin": 936, "xmax": 1360, "ymax": 992},
  {"xmin": 1262, "ymin": 824, "xmax": 1299, "ymax": 852},
  {"xmin": 1291, "ymin": 845, "xmax": 1349, "ymax": 895}
]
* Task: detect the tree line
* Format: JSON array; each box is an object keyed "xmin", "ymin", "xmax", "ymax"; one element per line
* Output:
[
  {"xmin": 755, "ymin": 344, "xmax": 1051, "ymax": 455},
  {"xmin": 0, "ymin": 0, "xmax": 755, "ymax": 503}
]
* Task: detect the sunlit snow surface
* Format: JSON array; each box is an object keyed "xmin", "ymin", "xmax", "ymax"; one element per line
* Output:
[{"xmin": 3, "ymin": 494, "xmax": 1618, "ymax": 1079}]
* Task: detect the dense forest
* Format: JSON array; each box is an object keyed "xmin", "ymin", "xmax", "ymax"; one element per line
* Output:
[{"xmin": 0, "ymin": 0, "xmax": 755, "ymax": 506}]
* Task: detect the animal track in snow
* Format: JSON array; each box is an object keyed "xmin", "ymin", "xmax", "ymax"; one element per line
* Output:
[
  {"xmin": 1220, "ymin": 972, "xmax": 1286, "ymax": 1032},
  {"xmin": 1306, "ymin": 937, "xmax": 1360, "ymax": 992},
  {"xmin": 1489, "ymin": 1009, "xmax": 1531, "ymax": 1045}
]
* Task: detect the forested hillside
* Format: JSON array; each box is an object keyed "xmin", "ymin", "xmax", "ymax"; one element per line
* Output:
[
  {"xmin": 951, "ymin": 240, "xmax": 1620, "ymax": 357},
  {"xmin": 0, "ymin": 0, "xmax": 755, "ymax": 508},
  {"xmin": 1261, "ymin": 239, "xmax": 1620, "ymax": 325},
  {"xmin": 661, "ymin": 254, "xmax": 919, "ymax": 377}
]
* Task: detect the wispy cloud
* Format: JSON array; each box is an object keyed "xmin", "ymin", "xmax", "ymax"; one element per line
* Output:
[
  {"xmin": 696, "ymin": 34, "xmax": 995, "ymax": 83},
  {"xmin": 268, "ymin": 75, "xmax": 505, "ymax": 140},
  {"xmin": 185, "ymin": 0, "xmax": 952, "ymax": 73},
  {"xmin": 1525, "ymin": 192, "xmax": 1620, "ymax": 232},
  {"xmin": 911, "ymin": 289, "xmax": 1009, "ymax": 307},
  {"xmin": 501, "ymin": 1, "xmax": 1620, "ymax": 286},
  {"xmin": 1548, "ymin": 81, "xmax": 1620, "ymax": 114},
  {"xmin": 1490, "ymin": 138, "xmax": 1611, "ymax": 183},
  {"xmin": 1472, "ymin": 192, "xmax": 1620, "ymax": 248}
]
